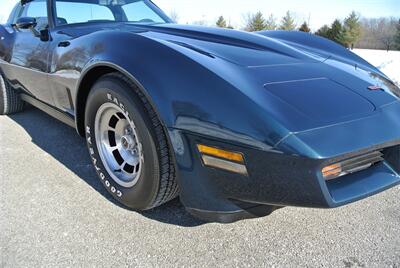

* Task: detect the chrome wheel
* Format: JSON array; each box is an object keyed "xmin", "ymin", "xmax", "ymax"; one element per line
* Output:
[{"xmin": 94, "ymin": 102, "xmax": 143, "ymax": 187}]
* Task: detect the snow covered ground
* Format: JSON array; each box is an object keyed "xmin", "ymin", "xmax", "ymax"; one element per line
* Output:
[{"xmin": 354, "ymin": 49, "xmax": 400, "ymax": 86}]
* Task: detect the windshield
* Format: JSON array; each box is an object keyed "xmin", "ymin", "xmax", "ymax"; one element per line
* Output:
[{"xmin": 55, "ymin": 0, "xmax": 169, "ymax": 26}]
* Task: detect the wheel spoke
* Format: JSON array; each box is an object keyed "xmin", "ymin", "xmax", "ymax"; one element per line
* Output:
[{"xmin": 95, "ymin": 102, "xmax": 143, "ymax": 188}]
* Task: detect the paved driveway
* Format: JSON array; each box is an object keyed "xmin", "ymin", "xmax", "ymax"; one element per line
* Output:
[{"xmin": 1, "ymin": 108, "xmax": 399, "ymax": 267}]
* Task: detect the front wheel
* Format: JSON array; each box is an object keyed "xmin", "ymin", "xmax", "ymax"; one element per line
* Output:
[
  {"xmin": 0, "ymin": 72, "xmax": 24, "ymax": 115},
  {"xmin": 85, "ymin": 73, "xmax": 178, "ymax": 210}
]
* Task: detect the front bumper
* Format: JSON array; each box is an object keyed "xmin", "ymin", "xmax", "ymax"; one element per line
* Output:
[{"xmin": 168, "ymin": 102, "xmax": 400, "ymax": 223}]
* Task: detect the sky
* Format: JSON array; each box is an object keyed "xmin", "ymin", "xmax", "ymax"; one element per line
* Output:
[{"xmin": 0, "ymin": 0, "xmax": 399, "ymax": 30}]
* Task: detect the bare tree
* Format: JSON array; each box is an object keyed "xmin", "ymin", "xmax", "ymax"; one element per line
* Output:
[
  {"xmin": 396, "ymin": 19, "xmax": 400, "ymax": 49},
  {"xmin": 380, "ymin": 19, "xmax": 397, "ymax": 51},
  {"xmin": 356, "ymin": 17, "xmax": 399, "ymax": 50},
  {"xmin": 169, "ymin": 10, "xmax": 179, "ymax": 23},
  {"xmin": 380, "ymin": 35, "xmax": 395, "ymax": 51},
  {"xmin": 192, "ymin": 20, "xmax": 208, "ymax": 26}
]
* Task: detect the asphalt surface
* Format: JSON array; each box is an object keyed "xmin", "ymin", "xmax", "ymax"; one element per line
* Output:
[{"xmin": 1, "ymin": 107, "xmax": 399, "ymax": 267}]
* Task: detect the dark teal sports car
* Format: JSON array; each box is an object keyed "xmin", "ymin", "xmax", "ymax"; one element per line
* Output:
[{"xmin": 0, "ymin": 0, "xmax": 399, "ymax": 222}]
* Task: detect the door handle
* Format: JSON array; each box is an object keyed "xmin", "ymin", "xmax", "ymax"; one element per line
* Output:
[{"xmin": 58, "ymin": 41, "xmax": 70, "ymax": 47}]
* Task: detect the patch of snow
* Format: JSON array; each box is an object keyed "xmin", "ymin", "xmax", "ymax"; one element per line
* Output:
[{"xmin": 353, "ymin": 49, "xmax": 400, "ymax": 86}]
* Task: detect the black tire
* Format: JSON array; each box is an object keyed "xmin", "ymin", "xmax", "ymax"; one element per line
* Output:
[
  {"xmin": 85, "ymin": 73, "xmax": 178, "ymax": 210},
  {"xmin": 0, "ymin": 72, "xmax": 24, "ymax": 115}
]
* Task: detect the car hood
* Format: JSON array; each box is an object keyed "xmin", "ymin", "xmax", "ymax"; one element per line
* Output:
[
  {"xmin": 70, "ymin": 22, "xmax": 394, "ymax": 134},
  {"xmin": 136, "ymin": 23, "xmax": 324, "ymax": 67},
  {"xmin": 132, "ymin": 24, "xmax": 399, "ymax": 125}
]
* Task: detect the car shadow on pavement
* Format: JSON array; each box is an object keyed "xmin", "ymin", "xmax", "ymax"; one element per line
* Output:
[{"xmin": 8, "ymin": 108, "xmax": 206, "ymax": 227}]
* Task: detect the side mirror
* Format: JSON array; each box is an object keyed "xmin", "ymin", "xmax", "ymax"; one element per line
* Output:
[{"xmin": 15, "ymin": 17, "xmax": 37, "ymax": 30}]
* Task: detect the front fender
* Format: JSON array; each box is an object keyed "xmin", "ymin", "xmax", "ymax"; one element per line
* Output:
[{"xmin": 65, "ymin": 30, "xmax": 290, "ymax": 152}]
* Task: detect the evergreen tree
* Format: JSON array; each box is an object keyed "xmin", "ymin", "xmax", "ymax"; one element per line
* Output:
[
  {"xmin": 216, "ymin": 16, "xmax": 227, "ymax": 28},
  {"xmin": 315, "ymin": 20, "xmax": 346, "ymax": 47},
  {"xmin": 329, "ymin": 19, "xmax": 346, "ymax": 46},
  {"xmin": 298, "ymin": 21, "xmax": 311, "ymax": 32},
  {"xmin": 265, "ymin": 14, "xmax": 277, "ymax": 30},
  {"xmin": 279, "ymin": 11, "xmax": 296, "ymax": 31},
  {"xmin": 315, "ymin": 25, "xmax": 331, "ymax": 39},
  {"xmin": 343, "ymin": 11, "xmax": 361, "ymax": 49},
  {"xmin": 244, "ymin": 11, "xmax": 267, "ymax": 32}
]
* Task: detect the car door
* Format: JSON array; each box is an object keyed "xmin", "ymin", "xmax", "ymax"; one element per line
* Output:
[
  {"xmin": 7, "ymin": 0, "xmax": 53, "ymax": 105},
  {"xmin": 46, "ymin": 0, "xmax": 117, "ymax": 114}
]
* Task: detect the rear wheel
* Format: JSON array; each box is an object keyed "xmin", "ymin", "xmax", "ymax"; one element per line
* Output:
[
  {"xmin": 85, "ymin": 73, "xmax": 178, "ymax": 210},
  {"xmin": 0, "ymin": 72, "xmax": 24, "ymax": 115}
]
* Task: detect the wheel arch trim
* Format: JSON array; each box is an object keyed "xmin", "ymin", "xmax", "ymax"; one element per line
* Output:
[
  {"xmin": 75, "ymin": 61, "xmax": 164, "ymax": 138},
  {"xmin": 75, "ymin": 61, "xmax": 181, "ymax": 186}
]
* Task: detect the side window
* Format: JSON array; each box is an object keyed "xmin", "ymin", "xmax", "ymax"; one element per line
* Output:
[
  {"xmin": 55, "ymin": 1, "xmax": 115, "ymax": 25},
  {"xmin": 15, "ymin": 0, "xmax": 48, "ymax": 30}
]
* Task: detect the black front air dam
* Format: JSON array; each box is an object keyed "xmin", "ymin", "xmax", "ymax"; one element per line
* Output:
[{"xmin": 172, "ymin": 131, "xmax": 327, "ymax": 222}]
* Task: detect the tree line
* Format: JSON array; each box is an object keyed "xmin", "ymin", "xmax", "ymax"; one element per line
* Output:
[
  {"xmin": 356, "ymin": 17, "xmax": 400, "ymax": 51},
  {"xmin": 212, "ymin": 11, "xmax": 400, "ymax": 51}
]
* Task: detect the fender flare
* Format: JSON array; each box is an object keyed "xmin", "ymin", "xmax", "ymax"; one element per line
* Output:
[{"xmin": 74, "ymin": 61, "xmax": 165, "ymax": 138}]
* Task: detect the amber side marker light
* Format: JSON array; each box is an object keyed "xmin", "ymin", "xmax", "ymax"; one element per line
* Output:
[
  {"xmin": 322, "ymin": 163, "xmax": 342, "ymax": 180},
  {"xmin": 322, "ymin": 150, "xmax": 384, "ymax": 181},
  {"xmin": 197, "ymin": 144, "xmax": 244, "ymax": 163},
  {"xmin": 197, "ymin": 144, "xmax": 248, "ymax": 176}
]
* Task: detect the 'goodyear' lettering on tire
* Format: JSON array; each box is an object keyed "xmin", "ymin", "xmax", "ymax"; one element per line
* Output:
[{"xmin": 86, "ymin": 125, "xmax": 123, "ymax": 198}]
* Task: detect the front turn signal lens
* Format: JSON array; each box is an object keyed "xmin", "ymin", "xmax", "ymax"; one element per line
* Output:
[
  {"xmin": 322, "ymin": 163, "xmax": 342, "ymax": 180},
  {"xmin": 197, "ymin": 144, "xmax": 248, "ymax": 176},
  {"xmin": 322, "ymin": 150, "xmax": 384, "ymax": 181},
  {"xmin": 197, "ymin": 144, "xmax": 244, "ymax": 163}
]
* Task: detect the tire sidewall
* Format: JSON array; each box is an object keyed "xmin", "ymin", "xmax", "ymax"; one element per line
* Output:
[{"xmin": 85, "ymin": 77, "xmax": 160, "ymax": 210}]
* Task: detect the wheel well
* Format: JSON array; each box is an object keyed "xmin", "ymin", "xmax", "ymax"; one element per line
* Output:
[
  {"xmin": 75, "ymin": 66, "xmax": 119, "ymax": 136},
  {"xmin": 75, "ymin": 65, "xmax": 180, "ymax": 195}
]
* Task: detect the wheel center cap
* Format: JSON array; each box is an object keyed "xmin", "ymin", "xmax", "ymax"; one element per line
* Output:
[{"xmin": 121, "ymin": 135, "xmax": 134, "ymax": 150}]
